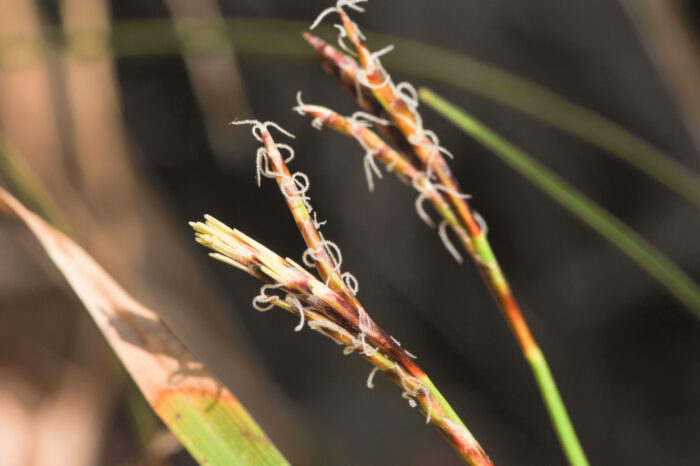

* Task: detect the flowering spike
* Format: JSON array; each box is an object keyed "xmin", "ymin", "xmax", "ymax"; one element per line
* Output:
[{"xmin": 191, "ymin": 215, "xmax": 490, "ymax": 464}]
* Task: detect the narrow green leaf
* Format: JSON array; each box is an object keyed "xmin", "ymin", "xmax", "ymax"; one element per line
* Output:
[
  {"xmin": 420, "ymin": 88, "xmax": 700, "ymax": 318},
  {"xmin": 527, "ymin": 348, "xmax": 588, "ymax": 466}
]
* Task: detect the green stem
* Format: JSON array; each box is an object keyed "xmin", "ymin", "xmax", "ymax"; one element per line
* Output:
[
  {"xmin": 527, "ymin": 348, "xmax": 588, "ymax": 466},
  {"xmin": 420, "ymin": 374, "xmax": 491, "ymax": 466},
  {"xmin": 422, "ymin": 376, "xmax": 465, "ymax": 428}
]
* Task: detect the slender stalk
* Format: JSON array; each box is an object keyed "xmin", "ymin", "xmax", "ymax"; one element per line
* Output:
[
  {"xmin": 528, "ymin": 349, "xmax": 588, "ymax": 466},
  {"xmin": 417, "ymin": 90, "xmax": 603, "ymax": 466}
]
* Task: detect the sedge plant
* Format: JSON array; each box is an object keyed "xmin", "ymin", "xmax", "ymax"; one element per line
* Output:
[
  {"xmin": 294, "ymin": 1, "xmax": 588, "ymax": 465},
  {"xmin": 7, "ymin": 1, "xmax": 699, "ymax": 464}
]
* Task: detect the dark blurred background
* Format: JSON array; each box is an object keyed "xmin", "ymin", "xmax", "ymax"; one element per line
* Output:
[{"xmin": 1, "ymin": 0, "xmax": 700, "ymax": 465}]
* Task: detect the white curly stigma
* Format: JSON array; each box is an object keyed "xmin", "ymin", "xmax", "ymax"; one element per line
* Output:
[
  {"xmin": 414, "ymin": 192, "xmax": 436, "ymax": 228},
  {"xmin": 293, "ymin": 92, "xmax": 329, "ymax": 131},
  {"xmin": 385, "ymin": 80, "xmax": 459, "ymax": 182},
  {"xmin": 363, "ymin": 148, "xmax": 383, "ymax": 192},
  {"xmin": 366, "ymin": 366, "xmax": 380, "ymax": 389},
  {"xmin": 243, "ymin": 116, "xmax": 319, "ymax": 222},
  {"xmin": 421, "ymin": 131, "xmax": 456, "ymax": 163},
  {"xmin": 310, "ymin": 0, "xmax": 368, "ymax": 31},
  {"xmin": 252, "ymin": 283, "xmax": 285, "ymax": 311},
  {"xmin": 384, "ymin": 81, "xmax": 451, "ymax": 170},
  {"xmin": 342, "ymin": 271, "xmax": 359, "ymax": 295},
  {"xmin": 396, "ymin": 81, "xmax": 419, "ymax": 108},
  {"xmin": 289, "ymin": 172, "xmax": 311, "ymax": 200},
  {"xmin": 293, "ymin": 91, "xmax": 307, "ymax": 116},
  {"xmin": 276, "ymin": 143, "xmax": 296, "ymax": 163},
  {"xmin": 255, "ymin": 147, "xmax": 315, "ymax": 212},
  {"xmin": 235, "ymin": 120, "xmax": 297, "ymax": 187},
  {"xmin": 285, "ymin": 294, "xmax": 307, "ymax": 331},
  {"xmin": 307, "ymin": 319, "xmax": 377, "ymax": 360},
  {"xmin": 347, "ymin": 117, "xmax": 387, "ymax": 192},
  {"xmin": 434, "ymin": 183, "xmax": 472, "ymax": 200},
  {"xmin": 255, "ymin": 148, "xmax": 284, "ymax": 186},
  {"xmin": 473, "ymin": 210, "xmax": 488, "ymax": 236},
  {"xmin": 416, "ymin": 130, "xmax": 456, "ymax": 180},
  {"xmin": 302, "ymin": 234, "xmax": 363, "ymax": 318},
  {"xmin": 395, "ymin": 365, "xmax": 432, "ymax": 423},
  {"xmin": 333, "ymin": 24, "xmax": 356, "ymax": 56},
  {"xmin": 343, "ymin": 332, "xmax": 378, "ymax": 357},
  {"xmin": 303, "ymin": 237, "xmax": 343, "ymax": 279},
  {"xmin": 389, "ymin": 335, "xmax": 417, "ymax": 359},
  {"xmin": 231, "ymin": 119, "xmax": 295, "ymax": 142},
  {"xmin": 411, "ymin": 173, "xmax": 437, "ymax": 228},
  {"xmin": 308, "ymin": 319, "xmax": 354, "ymax": 346},
  {"xmin": 439, "ymin": 220, "xmax": 464, "ymax": 264},
  {"xmin": 350, "ymin": 111, "xmax": 389, "ymax": 127},
  {"xmin": 312, "ymin": 212, "xmax": 327, "ymax": 229},
  {"xmin": 410, "ymin": 170, "xmax": 472, "ymax": 232}
]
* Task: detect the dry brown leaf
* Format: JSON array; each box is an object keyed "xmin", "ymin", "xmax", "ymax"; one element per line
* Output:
[{"xmin": 0, "ymin": 187, "xmax": 288, "ymax": 465}]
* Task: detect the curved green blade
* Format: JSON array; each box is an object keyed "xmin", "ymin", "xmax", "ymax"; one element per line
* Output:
[{"xmin": 420, "ymin": 88, "xmax": 700, "ymax": 318}]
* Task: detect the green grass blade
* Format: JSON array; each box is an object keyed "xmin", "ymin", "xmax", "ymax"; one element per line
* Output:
[
  {"xmin": 420, "ymin": 88, "xmax": 700, "ymax": 318},
  {"xmin": 528, "ymin": 348, "xmax": 588, "ymax": 466},
  {"xmin": 0, "ymin": 187, "xmax": 289, "ymax": 466}
]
